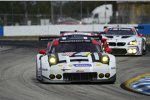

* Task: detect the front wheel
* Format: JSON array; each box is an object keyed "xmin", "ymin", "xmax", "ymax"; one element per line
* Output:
[
  {"xmin": 36, "ymin": 65, "xmax": 44, "ymax": 82},
  {"xmin": 107, "ymin": 75, "xmax": 116, "ymax": 84},
  {"xmin": 142, "ymin": 42, "xmax": 146, "ymax": 55}
]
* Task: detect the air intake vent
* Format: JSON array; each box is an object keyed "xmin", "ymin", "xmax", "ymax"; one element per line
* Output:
[
  {"xmin": 117, "ymin": 42, "xmax": 126, "ymax": 46},
  {"xmin": 111, "ymin": 49, "xmax": 127, "ymax": 55},
  {"xmin": 109, "ymin": 42, "xmax": 116, "ymax": 46},
  {"xmin": 63, "ymin": 72, "xmax": 97, "ymax": 81}
]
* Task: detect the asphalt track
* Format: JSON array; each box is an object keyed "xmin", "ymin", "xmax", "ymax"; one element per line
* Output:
[{"xmin": 0, "ymin": 46, "xmax": 150, "ymax": 100}]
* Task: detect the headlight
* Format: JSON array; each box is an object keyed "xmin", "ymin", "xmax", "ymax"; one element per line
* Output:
[
  {"xmin": 49, "ymin": 56, "xmax": 57, "ymax": 65},
  {"xmin": 128, "ymin": 40, "xmax": 137, "ymax": 45},
  {"xmin": 128, "ymin": 48, "xmax": 137, "ymax": 54},
  {"xmin": 101, "ymin": 55, "xmax": 109, "ymax": 64}
]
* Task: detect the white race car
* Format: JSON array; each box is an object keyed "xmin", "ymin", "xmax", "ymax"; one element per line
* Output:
[
  {"xmin": 36, "ymin": 35, "xmax": 116, "ymax": 83},
  {"xmin": 102, "ymin": 26, "xmax": 146, "ymax": 55}
]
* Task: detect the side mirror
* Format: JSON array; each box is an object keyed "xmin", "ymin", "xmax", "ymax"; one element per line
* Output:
[
  {"xmin": 138, "ymin": 33, "xmax": 143, "ymax": 37},
  {"xmin": 102, "ymin": 38, "xmax": 107, "ymax": 42},
  {"xmin": 105, "ymin": 48, "xmax": 112, "ymax": 53},
  {"xmin": 39, "ymin": 49, "xmax": 46, "ymax": 55}
]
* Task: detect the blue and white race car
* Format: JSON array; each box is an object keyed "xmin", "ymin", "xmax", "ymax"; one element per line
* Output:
[
  {"xmin": 36, "ymin": 35, "xmax": 116, "ymax": 83},
  {"xmin": 102, "ymin": 26, "xmax": 146, "ymax": 55}
]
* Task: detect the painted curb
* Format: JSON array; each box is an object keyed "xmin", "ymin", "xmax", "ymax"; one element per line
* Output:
[{"xmin": 121, "ymin": 73, "xmax": 150, "ymax": 96}]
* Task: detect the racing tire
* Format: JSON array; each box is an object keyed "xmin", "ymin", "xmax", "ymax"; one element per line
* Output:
[
  {"xmin": 109, "ymin": 79, "xmax": 116, "ymax": 84},
  {"xmin": 142, "ymin": 42, "xmax": 146, "ymax": 55},
  {"xmin": 107, "ymin": 75, "xmax": 116, "ymax": 84},
  {"xmin": 36, "ymin": 65, "xmax": 44, "ymax": 82},
  {"xmin": 36, "ymin": 70, "xmax": 44, "ymax": 83}
]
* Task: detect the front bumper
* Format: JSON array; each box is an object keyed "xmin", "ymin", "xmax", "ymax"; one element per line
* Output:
[
  {"xmin": 40, "ymin": 74, "xmax": 116, "ymax": 83},
  {"xmin": 110, "ymin": 46, "xmax": 140, "ymax": 55}
]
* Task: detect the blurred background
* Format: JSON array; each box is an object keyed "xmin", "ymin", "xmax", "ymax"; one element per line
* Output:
[{"xmin": 0, "ymin": 1, "xmax": 150, "ymax": 26}]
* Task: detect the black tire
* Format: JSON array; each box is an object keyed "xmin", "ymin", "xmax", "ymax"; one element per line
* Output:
[
  {"xmin": 109, "ymin": 79, "xmax": 116, "ymax": 84},
  {"xmin": 36, "ymin": 66, "xmax": 44, "ymax": 82},
  {"xmin": 108, "ymin": 75, "xmax": 116, "ymax": 84},
  {"xmin": 142, "ymin": 43, "xmax": 146, "ymax": 55},
  {"xmin": 36, "ymin": 69, "xmax": 44, "ymax": 82}
]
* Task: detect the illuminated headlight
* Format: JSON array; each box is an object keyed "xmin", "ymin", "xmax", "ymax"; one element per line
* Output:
[
  {"xmin": 101, "ymin": 55, "xmax": 109, "ymax": 64},
  {"xmin": 128, "ymin": 48, "xmax": 137, "ymax": 54},
  {"xmin": 132, "ymin": 49, "xmax": 137, "ymax": 53},
  {"xmin": 128, "ymin": 49, "xmax": 133, "ymax": 54},
  {"xmin": 128, "ymin": 40, "xmax": 137, "ymax": 45},
  {"xmin": 49, "ymin": 56, "xmax": 57, "ymax": 65}
]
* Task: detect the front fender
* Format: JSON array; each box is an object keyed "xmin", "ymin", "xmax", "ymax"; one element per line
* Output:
[{"xmin": 36, "ymin": 54, "xmax": 42, "ymax": 69}]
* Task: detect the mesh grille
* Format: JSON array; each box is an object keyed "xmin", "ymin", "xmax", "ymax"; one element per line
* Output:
[
  {"xmin": 63, "ymin": 72, "xmax": 97, "ymax": 81},
  {"xmin": 109, "ymin": 42, "xmax": 126, "ymax": 46},
  {"xmin": 111, "ymin": 49, "xmax": 127, "ymax": 55}
]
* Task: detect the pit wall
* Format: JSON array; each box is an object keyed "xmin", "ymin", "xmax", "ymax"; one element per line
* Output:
[{"xmin": 0, "ymin": 24, "xmax": 150, "ymax": 36}]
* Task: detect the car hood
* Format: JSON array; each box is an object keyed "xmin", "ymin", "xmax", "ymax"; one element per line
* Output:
[
  {"xmin": 56, "ymin": 52, "xmax": 101, "ymax": 62},
  {"xmin": 103, "ymin": 35, "xmax": 137, "ymax": 42}
]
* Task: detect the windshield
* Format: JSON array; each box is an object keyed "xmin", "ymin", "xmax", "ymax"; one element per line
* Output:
[
  {"xmin": 106, "ymin": 29, "xmax": 135, "ymax": 35},
  {"xmin": 50, "ymin": 42, "xmax": 101, "ymax": 53}
]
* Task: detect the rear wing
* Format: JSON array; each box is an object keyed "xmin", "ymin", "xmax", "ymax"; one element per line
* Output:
[
  {"xmin": 39, "ymin": 36, "xmax": 59, "ymax": 41},
  {"xmin": 60, "ymin": 31, "xmax": 100, "ymax": 34},
  {"xmin": 104, "ymin": 25, "xmax": 144, "ymax": 30},
  {"xmin": 60, "ymin": 31, "xmax": 102, "ymax": 40},
  {"xmin": 38, "ymin": 36, "xmax": 59, "ymax": 48}
]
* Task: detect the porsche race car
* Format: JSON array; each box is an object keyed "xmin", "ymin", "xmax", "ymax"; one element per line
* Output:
[
  {"xmin": 102, "ymin": 26, "xmax": 146, "ymax": 55},
  {"xmin": 36, "ymin": 35, "xmax": 116, "ymax": 83}
]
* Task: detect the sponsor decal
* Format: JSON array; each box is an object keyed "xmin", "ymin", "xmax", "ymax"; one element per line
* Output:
[
  {"xmin": 61, "ymin": 69, "xmax": 71, "ymax": 71},
  {"xmin": 73, "ymin": 64, "xmax": 92, "ymax": 67},
  {"xmin": 41, "ymin": 68, "xmax": 48, "ymax": 71},
  {"xmin": 68, "ymin": 64, "xmax": 72, "ymax": 67},
  {"xmin": 58, "ymin": 64, "xmax": 63, "ymax": 67},
  {"xmin": 96, "ymin": 64, "xmax": 102, "ymax": 67},
  {"xmin": 84, "ymin": 52, "xmax": 92, "ymax": 56},
  {"xmin": 76, "ymin": 70, "xmax": 84, "ymax": 72},
  {"xmin": 111, "ymin": 67, "xmax": 116, "ymax": 69}
]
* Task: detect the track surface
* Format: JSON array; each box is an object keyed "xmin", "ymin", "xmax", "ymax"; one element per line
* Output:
[{"xmin": 0, "ymin": 47, "xmax": 150, "ymax": 100}]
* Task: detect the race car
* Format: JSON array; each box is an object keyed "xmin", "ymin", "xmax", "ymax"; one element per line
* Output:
[
  {"xmin": 36, "ymin": 35, "xmax": 116, "ymax": 83},
  {"xmin": 102, "ymin": 26, "xmax": 146, "ymax": 55}
]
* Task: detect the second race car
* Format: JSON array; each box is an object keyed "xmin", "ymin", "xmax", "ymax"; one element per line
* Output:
[{"xmin": 102, "ymin": 25, "xmax": 146, "ymax": 55}]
